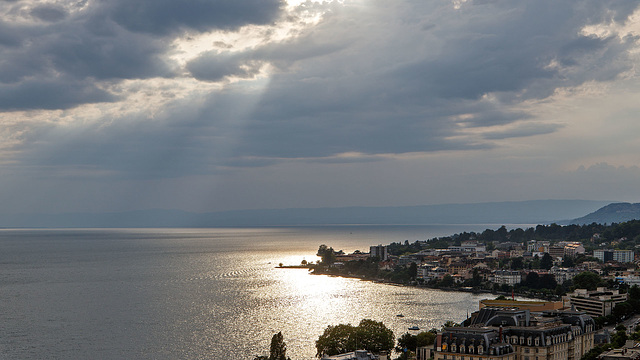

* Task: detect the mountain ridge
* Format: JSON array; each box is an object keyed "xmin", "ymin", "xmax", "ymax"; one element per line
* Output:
[{"xmin": 565, "ymin": 202, "xmax": 640, "ymax": 225}]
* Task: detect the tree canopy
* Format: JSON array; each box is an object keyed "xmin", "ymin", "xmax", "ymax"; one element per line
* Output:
[
  {"xmin": 573, "ymin": 271, "xmax": 604, "ymax": 291},
  {"xmin": 254, "ymin": 332, "xmax": 291, "ymax": 360},
  {"xmin": 315, "ymin": 319, "xmax": 394, "ymax": 357}
]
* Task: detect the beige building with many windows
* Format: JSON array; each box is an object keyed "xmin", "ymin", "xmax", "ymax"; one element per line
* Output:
[
  {"xmin": 566, "ymin": 288, "xmax": 628, "ymax": 318},
  {"xmin": 433, "ymin": 308, "xmax": 596, "ymax": 360}
]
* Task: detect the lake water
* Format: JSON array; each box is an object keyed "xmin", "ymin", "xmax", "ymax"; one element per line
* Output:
[{"xmin": 0, "ymin": 225, "xmax": 514, "ymax": 359}]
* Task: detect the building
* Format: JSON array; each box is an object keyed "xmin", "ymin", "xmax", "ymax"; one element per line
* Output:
[
  {"xmin": 593, "ymin": 250, "xmax": 614, "ymax": 263},
  {"xmin": 434, "ymin": 308, "xmax": 596, "ymax": 360},
  {"xmin": 479, "ymin": 299, "xmax": 565, "ymax": 312},
  {"xmin": 549, "ymin": 246, "xmax": 565, "ymax": 259},
  {"xmin": 549, "ymin": 267, "xmax": 580, "ymax": 284},
  {"xmin": 490, "ymin": 270, "xmax": 522, "ymax": 285},
  {"xmin": 564, "ymin": 243, "xmax": 585, "ymax": 257},
  {"xmin": 594, "ymin": 250, "xmax": 635, "ymax": 264},
  {"xmin": 528, "ymin": 241, "xmax": 551, "ymax": 253},
  {"xmin": 566, "ymin": 288, "xmax": 628, "ymax": 318},
  {"xmin": 417, "ymin": 346, "xmax": 432, "ymax": 360},
  {"xmin": 370, "ymin": 245, "xmax": 389, "ymax": 261},
  {"xmin": 613, "ymin": 250, "xmax": 635, "ymax": 264},
  {"xmin": 321, "ymin": 350, "xmax": 381, "ymax": 360},
  {"xmin": 598, "ymin": 341, "xmax": 640, "ymax": 360}
]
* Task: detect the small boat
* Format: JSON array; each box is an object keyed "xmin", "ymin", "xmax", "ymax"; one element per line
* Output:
[
  {"xmin": 396, "ymin": 314, "xmax": 404, "ymax": 317},
  {"xmin": 408, "ymin": 326, "xmax": 420, "ymax": 331}
]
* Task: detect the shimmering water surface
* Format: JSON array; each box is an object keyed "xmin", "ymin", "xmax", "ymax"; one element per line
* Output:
[{"xmin": 1, "ymin": 225, "xmax": 507, "ymax": 359}]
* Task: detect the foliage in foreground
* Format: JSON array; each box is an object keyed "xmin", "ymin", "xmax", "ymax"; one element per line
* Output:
[
  {"xmin": 254, "ymin": 332, "xmax": 291, "ymax": 360},
  {"xmin": 315, "ymin": 319, "xmax": 394, "ymax": 357}
]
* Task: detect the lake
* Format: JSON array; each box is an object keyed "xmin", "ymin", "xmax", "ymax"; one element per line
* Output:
[{"xmin": 0, "ymin": 225, "xmax": 515, "ymax": 359}]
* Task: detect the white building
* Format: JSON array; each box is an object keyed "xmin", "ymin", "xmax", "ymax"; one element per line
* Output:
[
  {"xmin": 490, "ymin": 270, "xmax": 522, "ymax": 285},
  {"xmin": 370, "ymin": 245, "xmax": 388, "ymax": 261},
  {"xmin": 613, "ymin": 250, "xmax": 635, "ymax": 263}
]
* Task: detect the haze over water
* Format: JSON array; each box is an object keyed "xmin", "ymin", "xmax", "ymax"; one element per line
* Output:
[{"xmin": 2, "ymin": 225, "xmax": 509, "ymax": 359}]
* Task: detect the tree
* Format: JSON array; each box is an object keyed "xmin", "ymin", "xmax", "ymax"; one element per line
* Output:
[
  {"xmin": 573, "ymin": 271, "xmax": 604, "ymax": 291},
  {"xmin": 396, "ymin": 332, "xmax": 418, "ymax": 357},
  {"xmin": 409, "ymin": 262, "xmax": 418, "ymax": 279},
  {"xmin": 538, "ymin": 274, "xmax": 557, "ymax": 290},
  {"xmin": 316, "ymin": 324, "xmax": 357, "ymax": 357},
  {"xmin": 254, "ymin": 332, "xmax": 291, "ymax": 360},
  {"xmin": 317, "ymin": 244, "xmax": 336, "ymax": 265},
  {"xmin": 355, "ymin": 319, "xmax": 395, "ymax": 355},
  {"xmin": 540, "ymin": 253, "xmax": 553, "ymax": 270},
  {"xmin": 440, "ymin": 274, "xmax": 454, "ymax": 287},
  {"xmin": 269, "ymin": 332, "xmax": 289, "ymax": 360},
  {"xmin": 315, "ymin": 320, "xmax": 394, "ymax": 357},
  {"xmin": 472, "ymin": 268, "xmax": 482, "ymax": 287},
  {"xmin": 524, "ymin": 272, "xmax": 540, "ymax": 289},
  {"xmin": 416, "ymin": 331, "xmax": 436, "ymax": 347},
  {"xmin": 510, "ymin": 257, "xmax": 524, "ymax": 270}
]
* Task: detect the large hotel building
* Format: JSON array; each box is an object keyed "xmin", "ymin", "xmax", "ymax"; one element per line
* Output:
[{"xmin": 430, "ymin": 307, "xmax": 596, "ymax": 360}]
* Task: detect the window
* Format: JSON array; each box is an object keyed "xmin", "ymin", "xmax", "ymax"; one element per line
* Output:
[
  {"xmin": 535, "ymin": 338, "xmax": 539, "ymax": 347},
  {"xmin": 528, "ymin": 337, "xmax": 532, "ymax": 346},
  {"xmin": 525, "ymin": 349, "xmax": 530, "ymax": 354}
]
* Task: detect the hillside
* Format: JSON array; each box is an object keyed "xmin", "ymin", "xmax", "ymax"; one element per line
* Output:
[{"xmin": 567, "ymin": 202, "xmax": 640, "ymax": 225}]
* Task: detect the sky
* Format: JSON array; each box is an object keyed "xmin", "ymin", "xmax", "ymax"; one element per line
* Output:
[{"xmin": 1, "ymin": 0, "xmax": 640, "ymax": 215}]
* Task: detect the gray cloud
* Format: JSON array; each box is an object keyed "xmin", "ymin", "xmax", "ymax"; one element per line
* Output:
[
  {"xmin": 0, "ymin": 77, "xmax": 116, "ymax": 110},
  {"xmin": 3, "ymin": 0, "xmax": 640, "ymax": 181},
  {"xmin": 30, "ymin": 4, "xmax": 67, "ymax": 22},
  {"xmin": 0, "ymin": 0, "xmax": 285, "ymax": 110},
  {"xmin": 104, "ymin": 0, "xmax": 283, "ymax": 35}
]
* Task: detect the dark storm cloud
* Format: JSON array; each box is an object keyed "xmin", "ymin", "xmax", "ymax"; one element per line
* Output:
[
  {"xmin": 0, "ymin": 77, "xmax": 115, "ymax": 110},
  {"xmin": 104, "ymin": 0, "xmax": 283, "ymax": 35},
  {"xmin": 0, "ymin": 0, "xmax": 284, "ymax": 110},
  {"xmin": 30, "ymin": 4, "xmax": 67, "ymax": 22}
]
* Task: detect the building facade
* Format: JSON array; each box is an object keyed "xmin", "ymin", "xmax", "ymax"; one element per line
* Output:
[
  {"xmin": 434, "ymin": 308, "xmax": 596, "ymax": 360},
  {"xmin": 370, "ymin": 245, "xmax": 389, "ymax": 261},
  {"xmin": 566, "ymin": 288, "xmax": 628, "ymax": 318}
]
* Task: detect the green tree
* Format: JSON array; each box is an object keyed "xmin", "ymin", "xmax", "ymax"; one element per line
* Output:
[
  {"xmin": 612, "ymin": 327, "xmax": 629, "ymax": 348},
  {"xmin": 254, "ymin": 332, "xmax": 291, "ymax": 360},
  {"xmin": 315, "ymin": 319, "xmax": 394, "ymax": 357},
  {"xmin": 409, "ymin": 262, "xmax": 418, "ymax": 279},
  {"xmin": 317, "ymin": 244, "xmax": 336, "ymax": 265},
  {"xmin": 510, "ymin": 257, "xmax": 524, "ymax": 270},
  {"xmin": 416, "ymin": 331, "xmax": 436, "ymax": 347},
  {"xmin": 396, "ymin": 332, "xmax": 417, "ymax": 358},
  {"xmin": 355, "ymin": 319, "xmax": 395, "ymax": 355},
  {"xmin": 573, "ymin": 271, "xmax": 604, "ymax": 291},
  {"xmin": 540, "ymin": 253, "xmax": 553, "ymax": 270},
  {"xmin": 269, "ymin": 332, "xmax": 289, "ymax": 360},
  {"xmin": 440, "ymin": 274, "xmax": 454, "ymax": 287},
  {"xmin": 316, "ymin": 324, "xmax": 356, "ymax": 357},
  {"xmin": 472, "ymin": 268, "xmax": 482, "ymax": 287}
]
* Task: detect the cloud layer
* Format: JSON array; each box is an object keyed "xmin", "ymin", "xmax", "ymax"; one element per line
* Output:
[{"xmin": 1, "ymin": 0, "xmax": 640, "ymax": 212}]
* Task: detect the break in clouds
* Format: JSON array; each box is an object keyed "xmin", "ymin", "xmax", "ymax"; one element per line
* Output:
[{"xmin": 1, "ymin": 0, "xmax": 639, "ymax": 179}]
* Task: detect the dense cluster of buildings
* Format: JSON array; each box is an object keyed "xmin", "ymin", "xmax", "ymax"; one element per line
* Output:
[
  {"xmin": 319, "ymin": 234, "xmax": 640, "ymax": 360},
  {"xmin": 357, "ymin": 238, "xmax": 638, "ymax": 294}
]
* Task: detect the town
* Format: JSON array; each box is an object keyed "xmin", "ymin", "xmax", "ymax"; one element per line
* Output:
[{"xmin": 296, "ymin": 221, "xmax": 640, "ymax": 360}]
